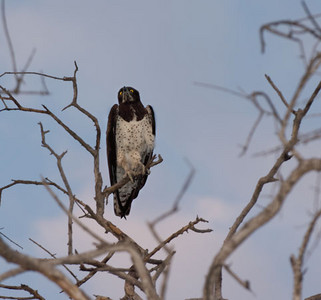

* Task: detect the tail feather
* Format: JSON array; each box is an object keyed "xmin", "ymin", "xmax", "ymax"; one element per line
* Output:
[{"xmin": 113, "ymin": 175, "xmax": 145, "ymax": 218}]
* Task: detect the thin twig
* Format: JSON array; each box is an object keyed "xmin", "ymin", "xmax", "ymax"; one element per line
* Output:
[
  {"xmin": 0, "ymin": 283, "xmax": 45, "ymax": 300},
  {"xmin": 0, "ymin": 231, "xmax": 23, "ymax": 250},
  {"xmin": 265, "ymin": 74, "xmax": 293, "ymax": 112},
  {"xmin": 0, "ymin": 178, "xmax": 68, "ymax": 204},
  {"xmin": 39, "ymin": 122, "xmax": 75, "ymax": 255},
  {"xmin": 77, "ymin": 251, "xmax": 115, "ymax": 287},
  {"xmin": 194, "ymin": 81, "xmax": 282, "ymax": 154},
  {"xmin": 239, "ymin": 111, "xmax": 264, "ymax": 156},
  {"xmin": 0, "ymin": 236, "xmax": 91, "ymax": 300},
  {"xmin": 29, "ymin": 238, "xmax": 79, "ymax": 282},
  {"xmin": 1, "ymin": 0, "xmax": 17, "ymax": 76},
  {"xmin": 302, "ymin": 1, "xmax": 321, "ymax": 34},
  {"xmin": 41, "ymin": 178, "xmax": 107, "ymax": 245},
  {"xmin": 0, "ymin": 71, "xmax": 66, "ymax": 81},
  {"xmin": 223, "ymin": 264, "xmax": 251, "ymax": 292},
  {"xmin": 151, "ymin": 251, "xmax": 175, "ymax": 284},
  {"xmin": 147, "ymin": 217, "xmax": 212, "ymax": 260},
  {"xmin": 150, "ymin": 159, "xmax": 195, "ymax": 226}
]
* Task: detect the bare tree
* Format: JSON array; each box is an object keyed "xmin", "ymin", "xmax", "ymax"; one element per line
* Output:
[
  {"xmin": 198, "ymin": 3, "xmax": 321, "ymax": 300},
  {"xmin": 2, "ymin": 1, "xmax": 321, "ymax": 300},
  {"xmin": 0, "ymin": 1, "xmax": 211, "ymax": 299}
]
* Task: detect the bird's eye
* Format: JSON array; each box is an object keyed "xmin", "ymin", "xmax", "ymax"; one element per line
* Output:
[
  {"xmin": 130, "ymin": 89, "xmax": 134, "ymax": 93},
  {"xmin": 119, "ymin": 91, "xmax": 123, "ymax": 96}
]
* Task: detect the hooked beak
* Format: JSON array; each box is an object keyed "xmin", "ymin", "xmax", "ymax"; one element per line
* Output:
[{"xmin": 122, "ymin": 86, "xmax": 133, "ymax": 103}]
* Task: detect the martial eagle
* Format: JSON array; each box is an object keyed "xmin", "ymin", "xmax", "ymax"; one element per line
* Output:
[{"xmin": 106, "ymin": 87, "xmax": 155, "ymax": 218}]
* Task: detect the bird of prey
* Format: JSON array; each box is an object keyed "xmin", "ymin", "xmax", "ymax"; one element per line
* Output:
[{"xmin": 106, "ymin": 87, "xmax": 156, "ymax": 218}]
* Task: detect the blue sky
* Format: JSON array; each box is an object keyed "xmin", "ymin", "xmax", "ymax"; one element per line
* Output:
[{"xmin": 1, "ymin": 1, "xmax": 321, "ymax": 299}]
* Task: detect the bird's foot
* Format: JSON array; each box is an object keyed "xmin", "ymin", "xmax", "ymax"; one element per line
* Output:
[{"xmin": 138, "ymin": 162, "xmax": 149, "ymax": 175}]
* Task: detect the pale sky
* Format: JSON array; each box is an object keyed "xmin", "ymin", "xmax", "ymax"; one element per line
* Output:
[{"xmin": 1, "ymin": 1, "xmax": 321, "ymax": 299}]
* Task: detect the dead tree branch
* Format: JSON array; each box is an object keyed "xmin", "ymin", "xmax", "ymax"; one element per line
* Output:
[
  {"xmin": 39, "ymin": 123, "xmax": 76, "ymax": 255},
  {"xmin": 290, "ymin": 209, "xmax": 321, "ymax": 300},
  {"xmin": 0, "ymin": 5, "xmax": 209, "ymax": 298},
  {"xmin": 1, "ymin": 0, "xmax": 47, "ymax": 95},
  {"xmin": 147, "ymin": 217, "xmax": 212, "ymax": 260},
  {"xmin": 305, "ymin": 294, "xmax": 321, "ymax": 300},
  {"xmin": 205, "ymin": 75, "xmax": 321, "ymax": 298},
  {"xmin": 194, "ymin": 81, "xmax": 282, "ymax": 155},
  {"xmin": 29, "ymin": 238, "xmax": 79, "ymax": 282},
  {"xmin": 146, "ymin": 161, "xmax": 211, "ymax": 299},
  {"xmin": 0, "ymin": 283, "xmax": 45, "ymax": 300},
  {"xmin": 149, "ymin": 159, "xmax": 195, "ymax": 227},
  {"xmin": 204, "ymin": 158, "xmax": 321, "ymax": 300},
  {"xmin": 223, "ymin": 264, "xmax": 251, "ymax": 293},
  {"xmin": 1, "ymin": 0, "xmax": 17, "ymax": 76},
  {"xmin": 0, "ymin": 236, "xmax": 91, "ymax": 300},
  {"xmin": 0, "ymin": 230, "xmax": 23, "ymax": 250},
  {"xmin": 201, "ymin": 6, "xmax": 321, "ymax": 298}
]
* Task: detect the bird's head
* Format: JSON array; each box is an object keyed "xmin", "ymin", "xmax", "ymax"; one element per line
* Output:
[{"xmin": 118, "ymin": 86, "xmax": 140, "ymax": 104}]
